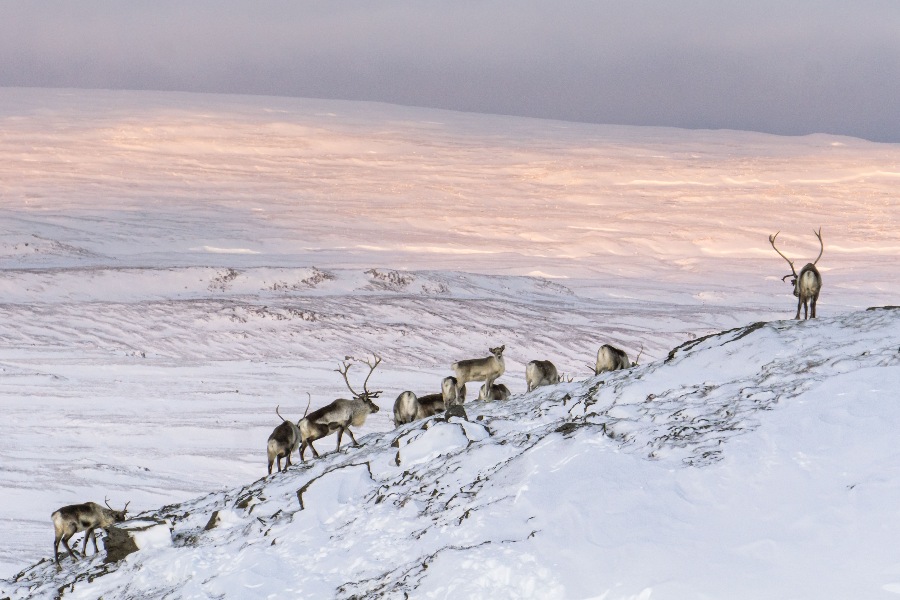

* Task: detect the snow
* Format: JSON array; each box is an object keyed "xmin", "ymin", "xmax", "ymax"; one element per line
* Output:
[{"xmin": 1, "ymin": 88, "xmax": 899, "ymax": 598}]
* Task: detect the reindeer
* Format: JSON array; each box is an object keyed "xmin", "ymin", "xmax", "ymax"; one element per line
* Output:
[
  {"xmin": 594, "ymin": 344, "xmax": 631, "ymax": 374},
  {"xmin": 267, "ymin": 405, "xmax": 301, "ymax": 474},
  {"xmin": 299, "ymin": 355, "xmax": 382, "ymax": 460},
  {"xmin": 478, "ymin": 382, "xmax": 511, "ymax": 402},
  {"xmin": 51, "ymin": 497, "xmax": 129, "ymax": 567},
  {"xmin": 451, "ymin": 345, "xmax": 505, "ymax": 393},
  {"xmin": 769, "ymin": 228, "xmax": 824, "ymax": 320},
  {"xmin": 525, "ymin": 360, "xmax": 560, "ymax": 392},
  {"xmin": 393, "ymin": 376, "xmax": 463, "ymax": 426}
]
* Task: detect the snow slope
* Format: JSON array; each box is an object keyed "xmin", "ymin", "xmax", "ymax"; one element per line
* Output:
[
  {"xmin": 0, "ymin": 88, "xmax": 899, "ymax": 596},
  {"xmin": 4, "ymin": 308, "xmax": 900, "ymax": 599}
]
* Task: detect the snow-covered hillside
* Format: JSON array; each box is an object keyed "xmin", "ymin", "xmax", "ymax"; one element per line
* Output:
[
  {"xmin": 4, "ymin": 308, "xmax": 900, "ymax": 599},
  {"xmin": 0, "ymin": 88, "xmax": 898, "ymax": 597}
]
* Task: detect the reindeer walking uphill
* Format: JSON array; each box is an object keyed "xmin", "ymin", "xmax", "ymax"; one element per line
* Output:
[
  {"xmin": 298, "ymin": 355, "xmax": 382, "ymax": 461},
  {"xmin": 769, "ymin": 228, "xmax": 824, "ymax": 320}
]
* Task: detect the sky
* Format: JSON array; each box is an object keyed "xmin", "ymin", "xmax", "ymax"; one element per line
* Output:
[{"xmin": 1, "ymin": 1, "xmax": 899, "ymax": 142}]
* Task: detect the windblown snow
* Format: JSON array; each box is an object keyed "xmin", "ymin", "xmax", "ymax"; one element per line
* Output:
[{"xmin": 0, "ymin": 88, "xmax": 899, "ymax": 599}]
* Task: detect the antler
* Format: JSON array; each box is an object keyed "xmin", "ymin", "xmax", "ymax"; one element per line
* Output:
[
  {"xmin": 336, "ymin": 361, "xmax": 360, "ymax": 398},
  {"xmin": 335, "ymin": 355, "xmax": 383, "ymax": 399},
  {"xmin": 360, "ymin": 354, "xmax": 382, "ymax": 399},
  {"xmin": 812, "ymin": 227, "xmax": 824, "ymax": 265},
  {"xmin": 769, "ymin": 231, "xmax": 797, "ymax": 280}
]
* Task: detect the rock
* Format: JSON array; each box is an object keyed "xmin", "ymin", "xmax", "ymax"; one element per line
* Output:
[{"xmin": 103, "ymin": 518, "xmax": 172, "ymax": 563}]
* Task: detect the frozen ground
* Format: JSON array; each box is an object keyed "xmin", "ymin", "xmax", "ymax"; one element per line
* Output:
[{"xmin": 0, "ymin": 88, "xmax": 898, "ymax": 597}]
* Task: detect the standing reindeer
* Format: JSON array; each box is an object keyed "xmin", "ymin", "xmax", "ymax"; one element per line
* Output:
[
  {"xmin": 267, "ymin": 405, "xmax": 301, "ymax": 475},
  {"xmin": 525, "ymin": 360, "xmax": 560, "ymax": 392},
  {"xmin": 451, "ymin": 345, "xmax": 505, "ymax": 393},
  {"xmin": 594, "ymin": 344, "xmax": 631, "ymax": 374},
  {"xmin": 52, "ymin": 497, "xmax": 129, "ymax": 567},
  {"xmin": 769, "ymin": 228, "xmax": 824, "ymax": 320},
  {"xmin": 299, "ymin": 355, "xmax": 382, "ymax": 461}
]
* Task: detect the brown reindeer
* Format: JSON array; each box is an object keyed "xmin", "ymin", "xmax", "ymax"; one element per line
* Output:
[
  {"xmin": 299, "ymin": 355, "xmax": 382, "ymax": 460},
  {"xmin": 52, "ymin": 497, "xmax": 129, "ymax": 567},
  {"xmin": 769, "ymin": 228, "xmax": 824, "ymax": 319},
  {"xmin": 267, "ymin": 405, "xmax": 302, "ymax": 474},
  {"xmin": 451, "ymin": 345, "xmax": 505, "ymax": 393}
]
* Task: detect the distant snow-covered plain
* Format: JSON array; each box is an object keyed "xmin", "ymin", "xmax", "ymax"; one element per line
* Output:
[{"xmin": 0, "ymin": 88, "xmax": 899, "ymax": 598}]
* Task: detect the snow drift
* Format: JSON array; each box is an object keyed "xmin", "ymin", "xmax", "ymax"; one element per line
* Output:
[{"xmin": 4, "ymin": 307, "xmax": 900, "ymax": 599}]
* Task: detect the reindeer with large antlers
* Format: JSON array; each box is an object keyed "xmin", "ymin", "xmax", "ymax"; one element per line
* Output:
[
  {"xmin": 51, "ymin": 497, "xmax": 129, "ymax": 568},
  {"xmin": 298, "ymin": 355, "xmax": 382, "ymax": 461},
  {"xmin": 769, "ymin": 228, "xmax": 824, "ymax": 320}
]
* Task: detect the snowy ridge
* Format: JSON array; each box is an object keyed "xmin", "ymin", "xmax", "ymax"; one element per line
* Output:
[{"xmin": 5, "ymin": 308, "xmax": 900, "ymax": 599}]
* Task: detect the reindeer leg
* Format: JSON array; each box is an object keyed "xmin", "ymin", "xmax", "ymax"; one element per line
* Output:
[
  {"xmin": 346, "ymin": 427, "xmax": 359, "ymax": 447},
  {"xmin": 335, "ymin": 427, "xmax": 344, "ymax": 452},
  {"xmin": 308, "ymin": 440, "xmax": 320, "ymax": 458},
  {"xmin": 54, "ymin": 536, "xmax": 62, "ymax": 566},
  {"xmin": 92, "ymin": 528, "xmax": 100, "ymax": 555},
  {"xmin": 811, "ymin": 295, "xmax": 818, "ymax": 319},
  {"xmin": 61, "ymin": 529, "xmax": 79, "ymax": 561},
  {"xmin": 82, "ymin": 527, "xmax": 93, "ymax": 557},
  {"xmin": 795, "ymin": 296, "xmax": 802, "ymax": 320}
]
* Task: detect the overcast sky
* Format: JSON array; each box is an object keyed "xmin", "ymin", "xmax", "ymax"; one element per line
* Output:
[{"xmin": 2, "ymin": 1, "xmax": 899, "ymax": 142}]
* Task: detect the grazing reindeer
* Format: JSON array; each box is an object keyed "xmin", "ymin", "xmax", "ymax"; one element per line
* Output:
[
  {"xmin": 299, "ymin": 355, "xmax": 382, "ymax": 460},
  {"xmin": 769, "ymin": 228, "xmax": 824, "ymax": 320},
  {"xmin": 52, "ymin": 497, "xmax": 129, "ymax": 567},
  {"xmin": 478, "ymin": 382, "xmax": 511, "ymax": 402},
  {"xmin": 393, "ymin": 390, "xmax": 419, "ymax": 427},
  {"xmin": 525, "ymin": 360, "xmax": 560, "ymax": 392},
  {"xmin": 451, "ymin": 345, "xmax": 505, "ymax": 393},
  {"xmin": 594, "ymin": 344, "xmax": 631, "ymax": 374},
  {"xmin": 393, "ymin": 377, "xmax": 463, "ymax": 426},
  {"xmin": 267, "ymin": 405, "xmax": 301, "ymax": 474}
]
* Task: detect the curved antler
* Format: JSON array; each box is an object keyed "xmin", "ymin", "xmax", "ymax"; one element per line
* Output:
[
  {"xmin": 335, "ymin": 361, "xmax": 359, "ymax": 398},
  {"xmin": 769, "ymin": 232, "xmax": 798, "ymax": 279},
  {"xmin": 812, "ymin": 227, "xmax": 824, "ymax": 265}
]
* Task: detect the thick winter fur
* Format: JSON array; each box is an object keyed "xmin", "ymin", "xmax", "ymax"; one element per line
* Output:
[
  {"xmin": 299, "ymin": 397, "xmax": 380, "ymax": 460},
  {"xmin": 451, "ymin": 345, "xmax": 505, "ymax": 391},
  {"xmin": 267, "ymin": 406, "xmax": 301, "ymax": 474},
  {"xmin": 393, "ymin": 391, "xmax": 419, "ymax": 427},
  {"xmin": 793, "ymin": 263, "xmax": 822, "ymax": 320},
  {"xmin": 595, "ymin": 344, "xmax": 631, "ymax": 374},
  {"xmin": 525, "ymin": 360, "xmax": 560, "ymax": 392},
  {"xmin": 769, "ymin": 229, "xmax": 824, "ymax": 320},
  {"xmin": 478, "ymin": 382, "xmax": 511, "ymax": 401},
  {"xmin": 52, "ymin": 500, "xmax": 128, "ymax": 567}
]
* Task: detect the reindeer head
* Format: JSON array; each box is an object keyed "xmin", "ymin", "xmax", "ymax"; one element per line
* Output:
[
  {"xmin": 105, "ymin": 497, "xmax": 130, "ymax": 523},
  {"xmin": 489, "ymin": 345, "xmax": 505, "ymax": 358}
]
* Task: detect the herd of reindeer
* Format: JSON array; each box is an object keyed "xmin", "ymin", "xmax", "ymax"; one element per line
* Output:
[{"xmin": 49, "ymin": 229, "xmax": 824, "ymax": 569}]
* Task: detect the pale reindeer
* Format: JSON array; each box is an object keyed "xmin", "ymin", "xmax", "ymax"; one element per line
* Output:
[
  {"xmin": 594, "ymin": 344, "xmax": 631, "ymax": 374},
  {"xmin": 393, "ymin": 377, "xmax": 462, "ymax": 426},
  {"xmin": 769, "ymin": 228, "xmax": 824, "ymax": 320},
  {"xmin": 51, "ymin": 497, "xmax": 129, "ymax": 567},
  {"xmin": 525, "ymin": 360, "xmax": 560, "ymax": 392},
  {"xmin": 267, "ymin": 405, "xmax": 302, "ymax": 474},
  {"xmin": 299, "ymin": 355, "xmax": 382, "ymax": 461},
  {"xmin": 451, "ymin": 345, "xmax": 505, "ymax": 393},
  {"xmin": 478, "ymin": 382, "xmax": 511, "ymax": 402}
]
